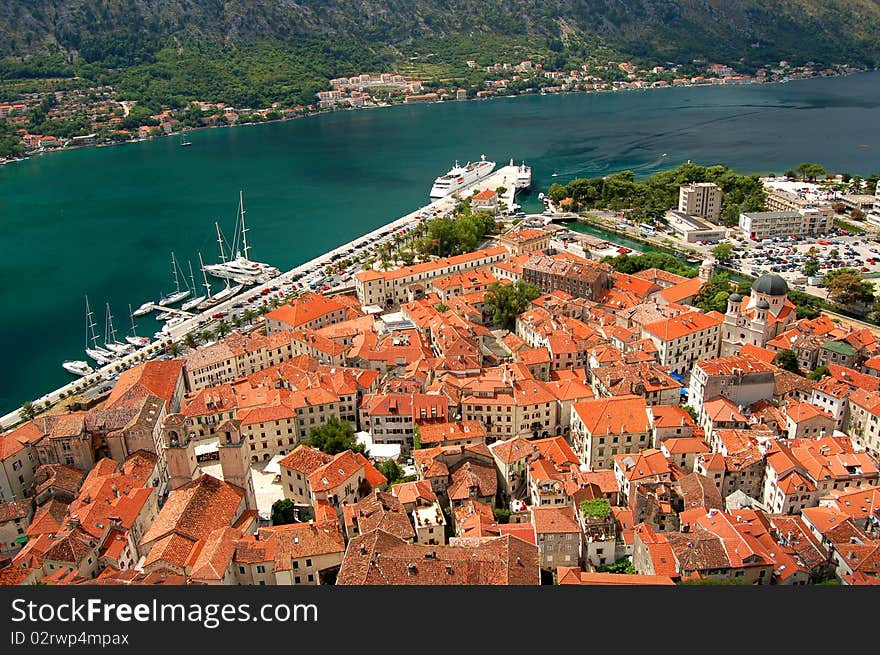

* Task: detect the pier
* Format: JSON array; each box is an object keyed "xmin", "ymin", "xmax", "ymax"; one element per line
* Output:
[
  {"xmin": 0, "ymin": 163, "xmax": 528, "ymax": 430},
  {"xmin": 145, "ymin": 304, "xmax": 195, "ymax": 318}
]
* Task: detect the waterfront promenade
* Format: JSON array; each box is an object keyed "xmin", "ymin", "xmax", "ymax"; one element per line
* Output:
[{"xmin": 0, "ymin": 164, "xmax": 523, "ymax": 430}]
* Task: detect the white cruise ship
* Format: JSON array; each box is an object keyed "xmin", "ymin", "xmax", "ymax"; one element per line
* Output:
[{"xmin": 429, "ymin": 155, "xmax": 496, "ymax": 198}]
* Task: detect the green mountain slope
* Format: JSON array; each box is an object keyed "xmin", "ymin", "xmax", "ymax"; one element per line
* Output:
[{"xmin": 1, "ymin": 0, "xmax": 879, "ymax": 67}]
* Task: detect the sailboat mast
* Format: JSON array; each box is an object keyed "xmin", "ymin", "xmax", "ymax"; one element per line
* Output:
[
  {"xmin": 188, "ymin": 260, "xmax": 197, "ymax": 293},
  {"xmin": 128, "ymin": 303, "xmax": 138, "ymax": 337},
  {"xmin": 239, "ymin": 190, "xmax": 251, "ymax": 262},
  {"xmin": 171, "ymin": 252, "xmax": 181, "ymax": 294},
  {"xmin": 215, "ymin": 222, "xmax": 228, "ymax": 264},
  {"xmin": 85, "ymin": 295, "xmax": 98, "ymax": 348},
  {"xmin": 199, "ymin": 251, "xmax": 212, "ymax": 295},
  {"xmin": 106, "ymin": 303, "xmax": 118, "ymax": 344}
]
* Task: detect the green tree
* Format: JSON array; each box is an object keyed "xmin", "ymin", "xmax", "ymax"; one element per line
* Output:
[
  {"xmin": 773, "ymin": 349, "xmax": 800, "ymax": 374},
  {"xmin": 377, "ymin": 459, "xmax": 405, "ymax": 485},
  {"xmin": 184, "ymin": 333, "xmax": 197, "ymax": 349},
  {"xmin": 306, "ymin": 417, "xmax": 364, "ymax": 455},
  {"xmin": 493, "ymin": 508, "xmax": 512, "ymax": 524},
  {"xmin": 803, "ymin": 256, "xmax": 819, "ymax": 277},
  {"xmin": 168, "ymin": 343, "xmax": 183, "ymax": 357},
  {"xmin": 808, "ymin": 365, "xmax": 830, "ymax": 381},
  {"xmin": 579, "ymin": 498, "xmax": 612, "ymax": 519},
  {"xmin": 711, "ymin": 242, "xmax": 734, "ymax": 263},
  {"xmin": 681, "ymin": 405, "xmax": 698, "ymax": 422},
  {"xmin": 484, "ymin": 280, "xmax": 541, "ymax": 330},
  {"xmin": 693, "ymin": 272, "xmax": 729, "ymax": 313},
  {"xmin": 214, "ymin": 320, "xmax": 231, "ymax": 339},
  {"xmin": 20, "ymin": 401, "xmax": 36, "ymax": 421},
  {"xmin": 824, "ymin": 268, "xmax": 875, "ymax": 307},
  {"xmin": 271, "ymin": 498, "xmax": 297, "ymax": 526},
  {"xmin": 796, "ymin": 162, "xmax": 826, "ymax": 182},
  {"xmin": 242, "ymin": 308, "xmax": 257, "ymax": 324}
]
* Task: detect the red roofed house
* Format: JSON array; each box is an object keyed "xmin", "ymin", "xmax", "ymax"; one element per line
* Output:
[
  {"xmin": 496, "ymin": 227, "xmax": 551, "ymax": 255},
  {"xmin": 570, "ymin": 395, "xmax": 651, "ymax": 470},
  {"xmin": 783, "ymin": 402, "xmax": 836, "ymax": 440},
  {"xmin": 233, "ymin": 520, "xmax": 346, "ymax": 585},
  {"xmin": 278, "ymin": 445, "xmax": 386, "ymax": 515},
  {"xmin": 531, "ymin": 505, "xmax": 583, "ymax": 571},
  {"xmin": 687, "ymin": 353, "xmax": 777, "ymax": 417},
  {"xmin": 471, "ymin": 188, "xmax": 499, "ymax": 214},
  {"xmin": 0, "ymin": 499, "xmax": 33, "ymax": 554},
  {"xmin": 265, "ymin": 292, "xmax": 353, "ymax": 334},
  {"xmin": 642, "ymin": 310, "xmax": 723, "ymax": 376},
  {"xmin": 337, "ymin": 529, "xmax": 539, "ymax": 585},
  {"xmin": 360, "ymin": 393, "xmax": 449, "ymax": 451}
]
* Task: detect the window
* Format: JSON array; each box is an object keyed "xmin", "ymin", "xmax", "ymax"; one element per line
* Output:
[
  {"xmin": 306, "ymin": 559, "xmax": 312, "ymax": 567},
  {"xmin": 256, "ymin": 565, "xmax": 265, "ymax": 574},
  {"xmin": 307, "ymin": 574, "xmax": 314, "ymax": 582},
  {"xmin": 239, "ymin": 566, "xmax": 245, "ymax": 574},
  {"xmin": 295, "ymin": 576, "xmax": 301, "ymax": 584}
]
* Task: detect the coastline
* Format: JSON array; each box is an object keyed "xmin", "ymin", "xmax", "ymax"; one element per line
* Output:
[{"xmin": 2, "ymin": 67, "xmax": 870, "ymax": 167}]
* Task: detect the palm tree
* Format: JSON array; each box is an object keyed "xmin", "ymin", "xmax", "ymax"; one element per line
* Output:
[
  {"xmin": 184, "ymin": 333, "xmax": 197, "ymax": 349},
  {"xmin": 257, "ymin": 304, "xmax": 270, "ymax": 316},
  {"xmin": 215, "ymin": 320, "xmax": 231, "ymax": 339},
  {"xmin": 168, "ymin": 343, "xmax": 183, "ymax": 357},
  {"xmin": 20, "ymin": 401, "xmax": 36, "ymax": 421},
  {"xmin": 243, "ymin": 308, "xmax": 257, "ymax": 324},
  {"xmin": 269, "ymin": 297, "xmax": 282, "ymax": 309},
  {"xmin": 199, "ymin": 329, "xmax": 214, "ymax": 344},
  {"xmin": 231, "ymin": 314, "xmax": 243, "ymax": 329}
]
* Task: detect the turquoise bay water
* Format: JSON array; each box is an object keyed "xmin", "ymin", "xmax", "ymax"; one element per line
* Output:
[{"xmin": 1, "ymin": 72, "xmax": 879, "ymax": 412}]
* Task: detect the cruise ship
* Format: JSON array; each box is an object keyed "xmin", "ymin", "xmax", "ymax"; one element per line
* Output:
[{"xmin": 429, "ymin": 155, "xmax": 496, "ymax": 198}]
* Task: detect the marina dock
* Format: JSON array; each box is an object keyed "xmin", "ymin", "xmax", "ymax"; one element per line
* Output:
[
  {"xmin": 0, "ymin": 163, "xmax": 527, "ymax": 430},
  {"xmin": 144, "ymin": 304, "xmax": 194, "ymax": 318}
]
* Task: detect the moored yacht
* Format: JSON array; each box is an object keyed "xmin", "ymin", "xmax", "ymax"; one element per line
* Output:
[
  {"xmin": 203, "ymin": 192, "xmax": 280, "ymax": 284},
  {"xmin": 132, "ymin": 301, "xmax": 153, "ymax": 317},
  {"xmin": 62, "ymin": 360, "xmax": 94, "ymax": 377},
  {"xmin": 158, "ymin": 251, "xmax": 191, "ymax": 306}
]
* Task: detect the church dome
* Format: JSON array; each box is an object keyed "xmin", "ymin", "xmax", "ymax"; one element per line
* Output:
[
  {"xmin": 752, "ymin": 273, "xmax": 788, "ymax": 296},
  {"xmin": 728, "ymin": 293, "xmax": 743, "ymax": 303},
  {"xmin": 756, "ymin": 298, "xmax": 770, "ymax": 309}
]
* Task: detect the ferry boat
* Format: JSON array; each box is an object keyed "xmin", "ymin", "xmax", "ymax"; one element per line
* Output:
[
  {"xmin": 62, "ymin": 360, "xmax": 94, "ymax": 377},
  {"xmin": 203, "ymin": 192, "xmax": 280, "ymax": 285},
  {"xmin": 511, "ymin": 159, "xmax": 532, "ymax": 189},
  {"xmin": 429, "ymin": 155, "xmax": 496, "ymax": 198}
]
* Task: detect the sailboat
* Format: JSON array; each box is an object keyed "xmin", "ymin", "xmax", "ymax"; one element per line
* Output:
[
  {"xmin": 158, "ymin": 251, "xmax": 191, "ymax": 306},
  {"xmin": 180, "ymin": 134, "xmax": 192, "ymax": 147},
  {"xmin": 125, "ymin": 303, "xmax": 151, "ymax": 347},
  {"xmin": 83, "ymin": 295, "xmax": 117, "ymax": 365},
  {"xmin": 104, "ymin": 303, "xmax": 135, "ymax": 355},
  {"xmin": 196, "ymin": 250, "xmax": 243, "ymax": 311},
  {"xmin": 181, "ymin": 260, "xmax": 207, "ymax": 311}
]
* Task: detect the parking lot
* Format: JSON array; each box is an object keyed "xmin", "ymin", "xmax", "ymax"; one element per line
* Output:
[{"xmin": 724, "ymin": 227, "xmax": 879, "ymax": 300}]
